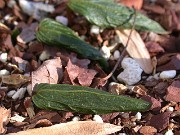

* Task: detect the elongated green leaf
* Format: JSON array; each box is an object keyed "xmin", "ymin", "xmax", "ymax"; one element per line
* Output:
[
  {"xmin": 36, "ymin": 18, "xmax": 108, "ymax": 70},
  {"xmin": 32, "ymin": 83, "xmax": 151, "ymax": 114},
  {"xmin": 68, "ymin": 0, "xmax": 167, "ymax": 34}
]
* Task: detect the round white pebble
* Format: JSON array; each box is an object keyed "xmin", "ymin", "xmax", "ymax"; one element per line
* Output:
[
  {"xmin": 100, "ymin": 45, "xmax": 111, "ymax": 60},
  {"xmin": 113, "ymin": 50, "xmax": 120, "ymax": 60},
  {"xmin": 164, "ymin": 130, "xmax": 174, "ymax": 135},
  {"xmin": 90, "ymin": 25, "xmax": 100, "ymax": 34},
  {"xmin": 7, "ymin": 90, "xmax": 16, "ymax": 98},
  {"xmin": 0, "ymin": 69, "xmax": 10, "ymax": 76},
  {"xmin": 72, "ymin": 116, "xmax": 80, "ymax": 122},
  {"xmin": 55, "ymin": 16, "xmax": 68, "ymax": 26},
  {"xmin": 160, "ymin": 70, "xmax": 176, "ymax": 79},
  {"xmin": 135, "ymin": 112, "xmax": 142, "ymax": 120},
  {"xmin": 167, "ymin": 107, "xmax": 174, "ymax": 112},
  {"xmin": 93, "ymin": 115, "xmax": 103, "ymax": 123},
  {"xmin": 0, "ymin": 53, "xmax": 8, "ymax": 62}
]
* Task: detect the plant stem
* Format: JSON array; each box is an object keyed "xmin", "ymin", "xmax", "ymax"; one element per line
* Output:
[{"xmin": 102, "ymin": 8, "xmax": 137, "ymax": 81}]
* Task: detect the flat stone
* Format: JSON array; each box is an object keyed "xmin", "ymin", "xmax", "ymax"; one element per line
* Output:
[
  {"xmin": 148, "ymin": 112, "xmax": 171, "ymax": 132},
  {"xmin": 164, "ymin": 80, "xmax": 180, "ymax": 102}
]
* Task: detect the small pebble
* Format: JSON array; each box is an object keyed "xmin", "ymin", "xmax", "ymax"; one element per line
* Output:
[
  {"xmin": 18, "ymin": 87, "xmax": 27, "ymax": 99},
  {"xmin": 167, "ymin": 107, "xmax": 174, "ymax": 112},
  {"xmin": 7, "ymin": 90, "xmax": 16, "ymax": 98},
  {"xmin": 12, "ymin": 87, "xmax": 26, "ymax": 100},
  {"xmin": 164, "ymin": 130, "xmax": 174, "ymax": 135},
  {"xmin": 118, "ymin": 133, "xmax": 127, "ymax": 135},
  {"xmin": 27, "ymin": 84, "xmax": 32, "ymax": 96},
  {"xmin": 7, "ymin": 0, "xmax": 16, "ymax": 8},
  {"xmin": 117, "ymin": 57, "xmax": 143, "ymax": 85},
  {"xmin": 93, "ymin": 115, "xmax": 103, "ymax": 123},
  {"xmin": 160, "ymin": 70, "xmax": 176, "ymax": 79},
  {"xmin": 113, "ymin": 50, "xmax": 121, "ymax": 60},
  {"xmin": 135, "ymin": 112, "xmax": 142, "ymax": 120},
  {"xmin": 90, "ymin": 25, "xmax": 100, "ymax": 34},
  {"xmin": 0, "ymin": 69, "xmax": 10, "ymax": 76},
  {"xmin": 117, "ymin": 68, "xmax": 143, "ymax": 85},
  {"xmin": 10, "ymin": 114, "xmax": 25, "ymax": 122},
  {"xmin": 55, "ymin": 16, "xmax": 68, "ymax": 25},
  {"xmin": 72, "ymin": 116, "xmax": 80, "ymax": 122},
  {"xmin": 39, "ymin": 50, "xmax": 50, "ymax": 61},
  {"xmin": 121, "ymin": 57, "xmax": 141, "ymax": 69},
  {"xmin": 153, "ymin": 73, "xmax": 160, "ymax": 80},
  {"xmin": 100, "ymin": 45, "xmax": 111, "ymax": 60},
  {"xmin": 0, "ymin": 53, "xmax": 8, "ymax": 62}
]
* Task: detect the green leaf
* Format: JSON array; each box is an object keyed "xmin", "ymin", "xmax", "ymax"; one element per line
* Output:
[
  {"xmin": 36, "ymin": 18, "xmax": 108, "ymax": 70},
  {"xmin": 32, "ymin": 83, "xmax": 151, "ymax": 114},
  {"xmin": 68, "ymin": 0, "xmax": 167, "ymax": 34}
]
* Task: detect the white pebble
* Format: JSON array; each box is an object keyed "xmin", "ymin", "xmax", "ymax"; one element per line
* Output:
[
  {"xmin": 90, "ymin": 25, "xmax": 100, "ymax": 34},
  {"xmin": 113, "ymin": 50, "xmax": 121, "ymax": 60},
  {"xmin": 100, "ymin": 45, "xmax": 111, "ymax": 60},
  {"xmin": 117, "ymin": 68, "xmax": 143, "ymax": 85},
  {"xmin": 167, "ymin": 107, "xmax": 174, "ymax": 112},
  {"xmin": 18, "ymin": 87, "xmax": 27, "ymax": 99},
  {"xmin": 121, "ymin": 57, "xmax": 141, "ymax": 69},
  {"xmin": 164, "ymin": 130, "xmax": 174, "ymax": 135},
  {"xmin": 39, "ymin": 50, "xmax": 50, "ymax": 61},
  {"xmin": 135, "ymin": 112, "xmax": 142, "ymax": 120},
  {"xmin": 10, "ymin": 114, "xmax": 25, "ymax": 122},
  {"xmin": 117, "ymin": 57, "xmax": 143, "ymax": 85},
  {"xmin": 0, "ymin": 69, "xmax": 10, "ymax": 76},
  {"xmin": 12, "ymin": 87, "xmax": 26, "ymax": 100},
  {"xmin": 93, "ymin": 115, "xmax": 103, "ymax": 123},
  {"xmin": 118, "ymin": 133, "xmax": 127, "ymax": 135},
  {"xmin": 0, "ymin": 53, "xmax": 8, "ymax": 62},
  {"xmin": 7, "ymin": 90, "xmax": 16, "ymax": 98},
  {"xmin": 55, "ymin": 16, "xmax": 68, "ymax": 26},
  {"xmin": 153, "ymin": 73, "xmax": 160, "ymax": 80},
  {"xmin": 27, "ymin": 84, "xmax": 32, "ymax": 96},
  {"xmin": 7, "ymin": 0, "xmax": 16, "ymax": 8},
  {"xmin": 160, "ymin": 70, "xmax": 176, "ymax": 79},
  {"xmin": 72, "ymin": 116, "xmax": 80, "ymax": 122}
]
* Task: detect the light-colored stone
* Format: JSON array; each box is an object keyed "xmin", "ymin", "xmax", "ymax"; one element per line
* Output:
[
  {"xmin": 55, "ymin": 16, "xmax": 68, "ymax": 26},
  {"xmin": 93, "ymin": 115, "xmax": 103, "ymax": 123},
  {"xmin": 18, "ymin": 87, "xmax": 27, "ymax": 99},
  {"xmin": 135, "ymin": 112, "xmax": 142, "ymax": 120},
  {"xmin": 164, "ymin": 130, "xmax": 174, "ymax": 135},
  {"xmin": 167, "ymin": 107, "xmax": 174, "ymax": 112},
  {"xmin": 160, "ymin": 70, "xmax": 176, "ymax": 79},
  {"xmin": 27, "ymin": 84, "xmax": 32, "ymax": 96},
  {"xmin": 72, "ymin": 116, "xmax": 80, "ymax": 122},
  {"xmin": 12, "ymin": 87, "xmax": 26, "ymax": 100},
  {"xmin": 10, "ymin": 114, "xmax": 25, "ymax": 122},
  {"xmin": 113, "ymin": 50, "xmax": 120, "ymax": 60},
  {"xmin": 117, "ymin": 57, "xmax": 143, "ymax": 85},
  {"xmin": 117, "ymin": 68, "xmax": 143, "ymax": 85},
  {"xmin": 121, "ymin": 57, "xmax": 141, "ymax": 69},
  {"xmin": 100, "ymin": 45, "xmax": 111, "ymax": 60},
  {"xmin": 90, "ymin": 25, "xmax": 100, "ymax": 34},
  {"xmin": 39, "ymin": 50, "xmax": 51, "ymax": 61},
  {"xmin": 7, "ymin": 90, "xmax": 16, "ymax": 98},
  {"xmin": 0, "ymin": 69, "xmax": 10, "ymax": 76},
  {"xmin": 0, "ymin": 53, "xmax": 8, "ymax": 62}
]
